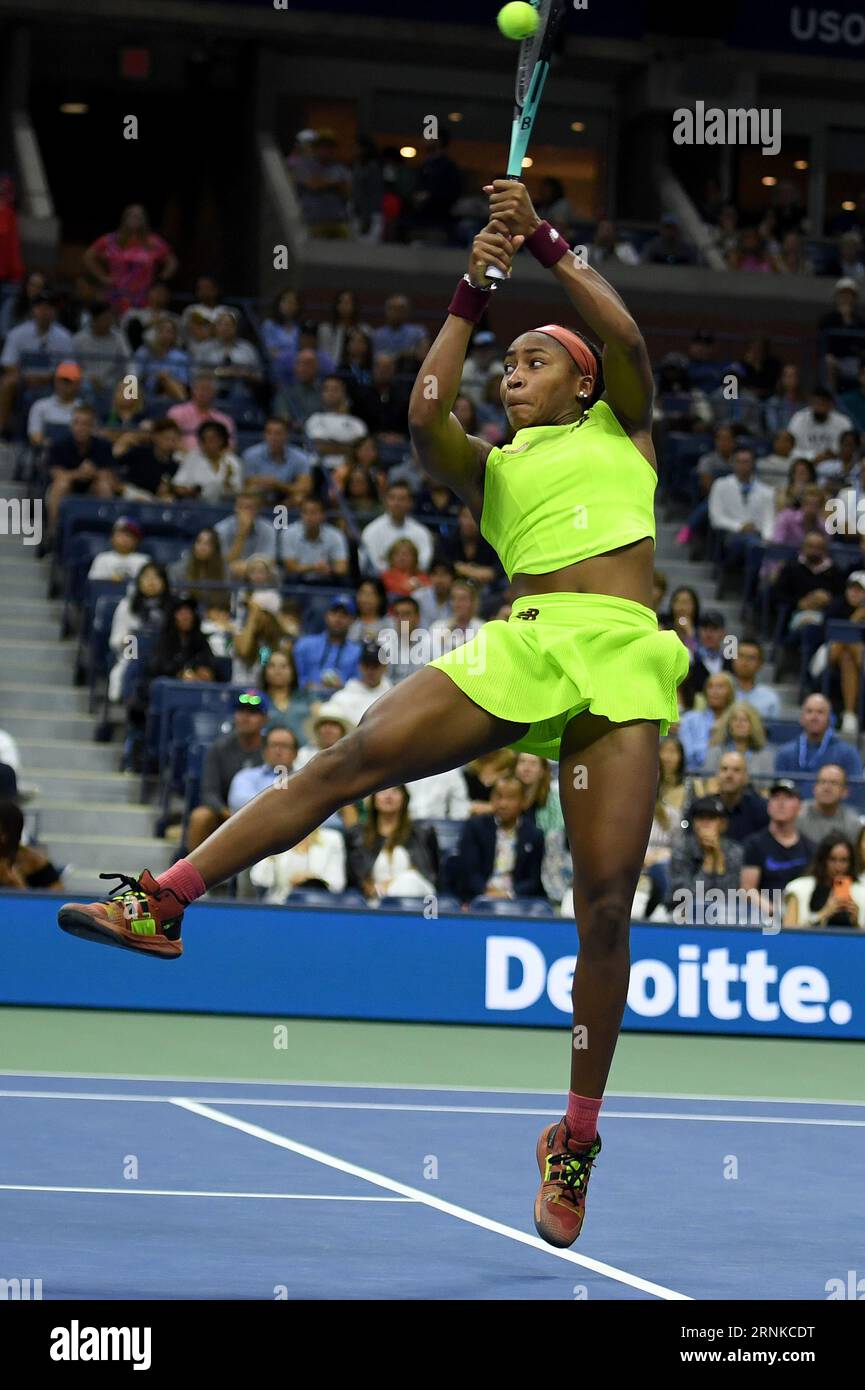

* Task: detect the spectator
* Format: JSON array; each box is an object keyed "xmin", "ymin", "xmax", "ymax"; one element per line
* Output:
[
  {"xmin": 772, "ymin": 530, "xmax": 845, "ymax": 644},
  {"xmin": 82, "ymin": 204, "xmax": 177, "ymax": 314},
  {"xmin": 819, "ymin": 279, "xmax": 865, "ymax": 392},
  {"xmin": 102, "ymin": 378, "xmax": 150, "ymax": 451},
  {"xmin": 212, "ymin": 492, "xmax": 276, "ymax": 576},
  {"xmin": 293, "ymin": 595, "xmax": 361, "ymax": 694},
  {"xmin": 668, "ymin": 795, "xmax": 746, "ymax": 923},
  {"xmin": 317, "ymin": 289, "xmax": 371, "ymax": 365},
  {"xmin": 431, "ymin": 577, "xmax": 483, "ymax": 648},
  {"xmin": 181, "ymin": 275, "xmax": 230, "ymax": 336},
  {"xmin": 586, "ymin": 218, "xmax": 639, "ymax": 268},
  {"xmin": 845, "ymin": 361, "xmax": 865, "ymax": 430},
  {"xmin": 167, "ymin": 372, "xmax": 236, "ymax": 451},
  {"xmin": 643, "ymin": 214, "xmax": 696, "ymax": 266},
  {"xmin": 341, "ymin": 460, "xmax": 381, "ymax": 520},
  {"xmin": 27, "ymin": 361, "xmax": 82, "ymax": 445},
  {"xmin": 361, "ymin": 479, "xmax": 434, "ymax": 574},
  {"xmin": 706, "ymin": 750, "xmax": 771, "ymax": 842},
  {"xmin": 408, "ymin": 132, "xmax": 461, "ymax": 245},
  {"xmin": 186, "ymin": 690, "xmax": 267, "ymax": 848},
  {"xmin": 463, "ymin": 749, "xmax": 518, "ymax": 814},
  {"xmin": 292, "ymin": 130, "xmax": 352, "ymax": 238},
  {"xmin": 783, "ymin": 835, "xmax": 865, "ymax": 928},
  {"xmin": 642, "ymin": 735, "xmax": 689, "ymax": 913},
  {"xmin": 834, "ymin": 230, "xmax": 865, "ymax": 282},
  {"xmin": 729, "ymin": 637, "xmax": 780, "ymax": 720},
  {"xmin": 661, "ymin": 584, "xmax": 701, "ymax": 655},
  {"xmin": 106, "ymin": 562, "xmax": 171, "ymax": 701},
  {"xmin": 707, "ymin": 446, "xmax": 775, "ymax": 571},
  {"xmin": 416, "ymin": 558, "xmax": 455, "ymax": 627},
  {"xmin": 304, "ymin": 375, "xmax": 368, "ymax": 472},
  {"xmin": 294, "ymin": 705, "xmax": 356, "ymax": 772},
  {"xmin": 170, "ymin": 527, "xmax": 227, "ymax": 604},
  {"xmin": 320, "ymin": 641, "xmax": 393, "ymax": 725},
  {"xmin": 372, "ymin": 295, "xmax": 427, "ymax": 364},
  {"xmin": 797, "ymin": 764, "xmax": 861, "ymax": 844},
  {"xmin": 764, "ymin": 364, "xmax": 807, "ymax": 436},
  {"xmin": 3, "ymin": 268, "xmax": 46, "ymax": 334},
  {"xmin": 87, "ymin": 516, "xmax": 150, "ymax": 582},
  {"xmin": 0, "ymin": 291, "xmax": 73, "ymax": 433},
  {"xmin": 774, "ymin": 456, "xmax": 817, "ymax": 514},
  {"xmin": 115, "ymin": 416, "xmax": 181, "ymax": 500},
  {"xmin": 45, "ymin": 404, "xmax": 116, "ymax": 533},
  {"xmin": 70, "ymin": 299, "xmax": 129, "ymax": 400},
  {"xmin": 241, "ymin": 416, "xmax": 312, "ymax": 503},
  {"xmin": 757, "ymin": 429, "xmax": 796, "ymax": 490},
  {"xmin": 351, "ymin": 352, "xmax": 411, "ymax": 438},
  {"xmin": 172, "ymin": 420, "xmax": 243, "ymax": 502},
  {"xmin": 183, "ymin": 307, "xmax": 214, "ymax": 362},
  {"xmin": 775, "ymin": 694, "xmax": 864, "ymax": 778},
  {"xmin": 147, "ymin": 595, "xmax": 215, "ymax": 684},
  {"xmin": 250, "ymin": 822, "xmax": 347, "ymax": 902},
  {"xmin": 729, "ymin": 224, "xmax": 773, "ymax": 273},
  {"xmin": 678, "ymin": 671, "xmax": 737, "ymax": 770},
  {"xmin": 346, "ymin": 785, "xmax": 439, "ymax": 899},
  {"xmin": 773, "ymin": 230, "xmax": 814, "ymax": 276},
  {"xmin": 378, "ymin": 593, "xmax": 424, "ymax": 683},
  {"xmin": 450, "ymin": 775, "xmax": 545, "ymax": 902},
  {"xmin": 439, "ymin": 503, "xmax": 501, "ymax": 588},
  {"xmin": 280, "ymin": 495, "xmax": 348, "ymax": 584},
  {"xmin": 340, "ymin": 327, "xmax": 375, "ymax": 391},
  {"xmin": 276, "ymin": 347, "xmax": 323, "ymax": 427},
  {"xmin": 227, "ymin": 725, "xmax": 299, "ymax": 813},
  {"xmin": 514, "ymin": 753, "xmax": 564, "ymax": 838},
  {"xmin": 381, "ymin": 537, "xmax": 430, "ymax": 597},
  {"xmin": 132, "ymin": 316, "xmax": 189, "ymax": 402},
  {"xmin": 693, "ymin": 609, "xmax": 727, "ymax": 676},
  {"xmin": 406, "ymin": 767, "xmax": 470, "ymax": 821},
  {"xmin": 351, "ymin": 136, "xmax": 385, "ymax": 241},
  {"xmin": 818, "ymin": 427, "xmax": 861, "ymax": 486},
  {"xmin": 261, "ymin": 288, "xmax": 301, "ymax": 364},
  {"xmin": 348, "ymin": 576, "xmax": 389, "ymax": 644},
  {"xmin": 682, "ymin": 330, "xmax": 724, "ymax": 394},
  {"xmin": 0, "ymin": 801, "xmax": 63, "ymax": 891},
  {"xmin": 122, "ymin": 281, "xmax": 179, "ymax": 352},
  {"xmin": 232, "ymin": 579, "xmax": 297, "ymax": 684},
  {"xmin": 460, "ymin": 330, "xmax": 504, "ymax": 408},
  {"xmin": 820, "ymin": 570, "xmax": 865, "ymax": 736},
  {"xmin": 787, "ymin": 388, "xmax": 854, "ymax": 460},
  {"xmin": 772, "ymin": 483, "xmax": 827, "ymax": 551},
  {"xmin": 702, "ymin": 701, "xmax": 775, "ymax": 777},
  {"xmin": 196, "ymin": 308, "xmax": 263, "ymax": 396},
  {"xmin": 726, "ymin": 336, "xmax": 782, "ymax": 399}
]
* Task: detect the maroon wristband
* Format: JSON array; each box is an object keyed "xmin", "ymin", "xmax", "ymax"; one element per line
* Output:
[
  {"xmin": 448, "ymin": 275, "xmax": 494, "ymax": 324},
  {"xmin": 525, "ymin": 220, "xmax": 570, "ymax": 268}
]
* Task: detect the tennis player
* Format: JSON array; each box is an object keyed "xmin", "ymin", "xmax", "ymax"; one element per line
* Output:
[{"xmin": 58, "ymin": 180, "xmax": 689, "ymax": 1247}]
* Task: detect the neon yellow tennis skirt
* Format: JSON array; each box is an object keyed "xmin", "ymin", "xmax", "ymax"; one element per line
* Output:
[{"xmin": 428, "ymin": 591, "xmax": 691, "ymax": 760}]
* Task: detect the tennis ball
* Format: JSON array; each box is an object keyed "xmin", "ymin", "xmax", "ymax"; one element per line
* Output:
[{"xmin": 497, "ymin": 2, "xmax": 539, "ymax": 40}]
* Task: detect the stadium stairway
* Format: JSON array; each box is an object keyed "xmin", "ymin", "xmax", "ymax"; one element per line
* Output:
[{"xmin": 0, "ymin": 449, "xmax": 173, "ymax": 897}]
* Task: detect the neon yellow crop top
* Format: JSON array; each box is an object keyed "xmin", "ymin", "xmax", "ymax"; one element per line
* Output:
[{"xmin": 479, "ymin": 399, "xmax": 656, "ymax": 580}]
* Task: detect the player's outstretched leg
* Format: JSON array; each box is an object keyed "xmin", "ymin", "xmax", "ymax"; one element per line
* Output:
[
  {"xmin": 57, "ymin": 667, "xmax": 528, "ymax": 957},
  {"xmin": 533, "ymin": 710, "xmax": 660, "ymax": 1245}
]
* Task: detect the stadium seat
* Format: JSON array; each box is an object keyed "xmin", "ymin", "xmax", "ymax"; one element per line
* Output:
[{"xmin": 469, "ymin": 896, "xmax": 556, "ymax": 917}]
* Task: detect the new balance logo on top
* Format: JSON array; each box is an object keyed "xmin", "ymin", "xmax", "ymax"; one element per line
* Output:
[{"xmin": 515, "ymin": 608, "xmax": 540, "ymax": 621}]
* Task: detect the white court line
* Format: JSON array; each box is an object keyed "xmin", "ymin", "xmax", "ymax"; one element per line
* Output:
[
  {"xmin": 0, "ymin": 1070, "xmax": 862, "ymax": 1107},
  {"xmin": 0, "ymin": 1090, "xmax": 862, "ymax": 1126},
  {"xmin": 172, "ymin": 1096, "xmax": 691, "ymax": 1301},
  {"xmin": 0, "ymin": 1183, "xmax": 411, "ymax": 1202}
]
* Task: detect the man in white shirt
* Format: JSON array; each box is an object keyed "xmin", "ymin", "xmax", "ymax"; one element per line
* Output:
[
  {"xmin": 708, "ymin": 446, "xmax": 775, "ymax": 571},
  {"xmin": 321, "ymin": 643, "xmax": 393, "ymax": 725},
  {"xmin": 361, "ymin": 479, "xmax": 434, "ymax": 574},
  {"xmin": 787, "ymin": 389, "xmax": 853, "ymax": 460},
  {"xmin": 87, "ymin": 518, "xmax": 151, "ymax": 582},
  {"xmin": 195, "ymin": 308, "xmax": 263, "ymax": 393},
  {"xmin": 304, "ymin": 375, "xmax": 368, "ymax": 472},
  {"xmin": 407, "ymin": 768, "xmax": 470, "ymax": 821},
  {"xmin": 27, "ymin": 362, "xmax": 83, "ymax": 445}
]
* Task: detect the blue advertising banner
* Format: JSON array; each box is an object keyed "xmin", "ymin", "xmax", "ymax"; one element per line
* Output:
[{"xmin": 2, "ymin": 894, "xmax": 863, "ymax": 1039}]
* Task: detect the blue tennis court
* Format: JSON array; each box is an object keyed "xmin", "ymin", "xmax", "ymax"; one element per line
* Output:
[{"xmin": 2, "ymin": 1073, "xmax": 862, "ymax": 1301}]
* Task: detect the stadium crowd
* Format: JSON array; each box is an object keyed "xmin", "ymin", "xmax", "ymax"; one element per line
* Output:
[{"xmin": 2, "ymin": 192, "xmax": 865, "ymax": 926}]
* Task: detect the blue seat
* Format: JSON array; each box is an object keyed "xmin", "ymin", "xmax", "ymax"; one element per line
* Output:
[
  {"xmin": 764, "ymin": 719, "xmax": 803, "ymax": 745},
  {"xmin": 141, "ymin": 679, "xmax": 248, "ymax": 794},
  {"xmin": 282, "ymin": 888, "xmax": 345, "ymax": 909},
  {"xmin": 377, "ymin": 895, "xmax": 433, "ymax": 912},
  {"xmin": 469, "ymin": 896, "xmax": 555, "ymax": 917},
  {"xmin": 84, "ymin": 591, "xmax": 125, "ymax": 706},
  {"xmin": 416, "ymin": 818, "xmax": 463, "ymax": 856}
]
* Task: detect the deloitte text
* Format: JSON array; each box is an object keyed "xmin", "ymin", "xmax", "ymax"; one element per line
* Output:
[{"xmin": 485, "ymin": 937, "xmax": 853, "ymax": 1027}]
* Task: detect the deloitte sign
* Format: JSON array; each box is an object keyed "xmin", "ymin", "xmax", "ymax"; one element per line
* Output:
[{"xmin": 485, "ymin": 930, "xmax": 858, "ymax": 1037}]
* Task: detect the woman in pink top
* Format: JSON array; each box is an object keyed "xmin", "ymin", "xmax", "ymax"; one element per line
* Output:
[{"xmin": 83, "ymin": 204, "xmax": 177, "ymax": 313}]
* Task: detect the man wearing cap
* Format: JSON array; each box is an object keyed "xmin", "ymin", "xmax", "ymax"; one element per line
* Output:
[
  {"xmin": 0, "ymin": 291, "xmax": 73, "ymax": 433},
  {"xmin": 741, "ymin": 782, "xmax": 815, "ymax": 916},
  {"xmin": 294, "ymin": 705, "xmax": 356, "ymax": 771},
  {"xmin": 87, "ymin": 517, "xmax": 151, "ymax": 582},
  {"xmin": 788, "ymin": 387, "xmax": 854, "ymax": 461},
  {"xmin": 775, "ymin": 693, "xmax": 863, "ymax": 778},
  {"xmin": 668, "ymin": 796, "xmax": 745, "ymax": 923},
  {"xmin": 45, "ymin": 403, "xmax": 117, "ymax": 534},
  {"xmin": 293, "ymin": 597, "xmax": 361, "ymax": 694},
  {"xmin": 27, "ymin": 361, "xmax": 82, "ymax": 446},
  {"xmin": 187, "ymin": 691, "xmax": 268, "ymax": 850},
  {"xmin": 321, "ymin": 642, "xmax": 393, "ymax": 726},
  {"xmin": 797, "ymin": 763, "xmax": 862, "ymax": 845},
  {"xmin": 280, "ymin": 495, "xmax": 348, "ymax": 583},
  {"xmin": 227, "ymin": 725, "xmax": 299, "ymax": 814}
]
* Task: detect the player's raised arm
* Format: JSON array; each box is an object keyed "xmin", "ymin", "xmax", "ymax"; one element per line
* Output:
[
  {"xmin": 408, "ymin": 219, "xmax": 524, "ymax": 516},
  {"xmin": 486, "ymin": 180, "xmax": 653, "ymax": 435}
]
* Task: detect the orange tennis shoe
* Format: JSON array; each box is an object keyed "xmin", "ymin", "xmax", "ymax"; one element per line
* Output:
[
  {"xmin": 57, "ymin": 871, "xmax": 185, "ymax": 959},
  {"xmin": 534, "ymin": 1119, "xmax": 601, "ymax": 1247}
]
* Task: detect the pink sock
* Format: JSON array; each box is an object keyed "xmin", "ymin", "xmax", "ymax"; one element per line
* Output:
[
  {"xmin": 156, "ymin": 859, "xmax": 207, "ymax": 906},
  {"xmin": 566, "ymin": 1092, "xmax": 602, "ymax": 1145}
]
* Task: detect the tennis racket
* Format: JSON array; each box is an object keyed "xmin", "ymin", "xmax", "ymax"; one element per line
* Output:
[{"xmin": 486, "ymin": 0, "xmax": 567, "ymax": 281}]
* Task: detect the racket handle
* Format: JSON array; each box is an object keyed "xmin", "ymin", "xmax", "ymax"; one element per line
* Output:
[{"xmin": 484, "ymin": 174, "xmax": 524, "ymax": 280}]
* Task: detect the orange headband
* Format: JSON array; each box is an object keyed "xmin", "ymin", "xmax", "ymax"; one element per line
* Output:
[{"xmin": 532, "ymin": 324, "xmax": 597, "ymax": 381}]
